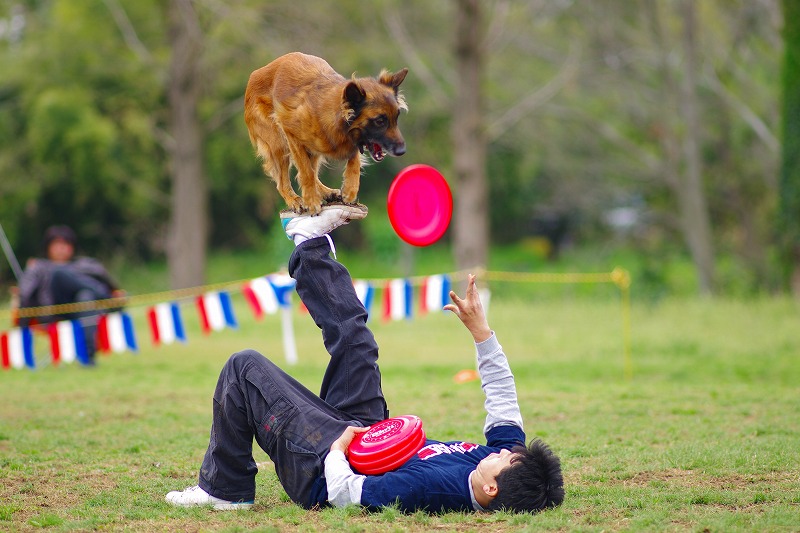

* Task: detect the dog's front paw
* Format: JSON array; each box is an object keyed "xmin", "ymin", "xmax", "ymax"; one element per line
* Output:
[
  {"xmin": 286, "ymin": 196, "xmax": 305, "ymax": 213},
  {"xmin": 302, "ymin": 199, "xmax": 324, "ymax": 215},
  {"xmin": 323, "ymin": 190, "xmax": 343, "ymax": 203}
]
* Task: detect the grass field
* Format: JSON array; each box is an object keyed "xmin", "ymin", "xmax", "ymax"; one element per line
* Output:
[{"xmin": 2, "ymin": 254, "xmax": 800, "ymax": 531}]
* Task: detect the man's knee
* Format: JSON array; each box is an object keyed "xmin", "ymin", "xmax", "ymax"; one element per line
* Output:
[
  {"xmin": 50, "ymin": 267, "xmax": 72, "ymax": 287},
  {"xmin": 224, "ymin": 349, "xmax": 273, "ymax": 375},
  {"xmin": 215, "ymin": 350, "xmax": 269, "ymax": 396},
  {"xmin": 50, "ymin": 267, "xmax": 111, "ymax": 301}
]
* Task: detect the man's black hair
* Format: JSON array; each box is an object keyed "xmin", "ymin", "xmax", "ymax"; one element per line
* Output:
[
  {"xmin": 488, "ymin": 438, "xmax": 564, "ymax": 513},
  {"xmin": 43, "ymin": 225, "xmax": 77, "ymax": 249}
]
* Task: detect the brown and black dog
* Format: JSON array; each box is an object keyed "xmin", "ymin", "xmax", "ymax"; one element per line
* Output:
[{"xmin": 244, "ymin": 52, "xmax": 408, "ymax": 214}]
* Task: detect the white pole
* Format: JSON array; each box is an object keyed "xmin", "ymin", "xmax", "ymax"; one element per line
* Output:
[
  {"xmin": 280, "ymin": 298, "xmax": 298, "ymax": 365},
  {"xmin": 0, "ymin": 223, "xmax": 23, "ymax": 282}
]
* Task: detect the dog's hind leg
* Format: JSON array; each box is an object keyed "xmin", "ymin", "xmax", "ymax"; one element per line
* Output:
[
  {"xmin": 340, "ymin": 154, "xmax": 362, "ymax": 204},
  {"xmin": 285, "ymin": 137, "xmax": 325, "ymax": 214},
  {"xmin": 258, "ymin": 139, "xmax": 302, "ymax": 211}
]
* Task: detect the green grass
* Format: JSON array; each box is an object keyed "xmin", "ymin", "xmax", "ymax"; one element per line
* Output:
[
  {"xmin": 2, "ymin": 242, "xmax": 799, "ymax": 531},
  {"xmin": 1, "ymin": 289, "xmax": 798, "ymax": 532}
]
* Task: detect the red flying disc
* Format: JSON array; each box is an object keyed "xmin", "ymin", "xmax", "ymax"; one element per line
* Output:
[
  {"xmin": 348, "ymin": 415, "xmax": 426, "ymax": 475},
  {"xmin": 387, "ymin": 165, "xmax": 452, "ymax": 247}
]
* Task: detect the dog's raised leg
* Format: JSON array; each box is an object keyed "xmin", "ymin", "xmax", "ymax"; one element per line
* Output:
[{"xmin": 340, "ymin": 154, "xmax": 362, "ymax": 204}]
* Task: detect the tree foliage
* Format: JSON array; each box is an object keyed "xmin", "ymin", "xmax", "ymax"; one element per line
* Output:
[
  {"xmin": 779, "ymin": 0, "xmax": 800, "ymax": 294},
  {"xmin": 0, "ymin": 0, "xmax": 788, "ymax": 294}
]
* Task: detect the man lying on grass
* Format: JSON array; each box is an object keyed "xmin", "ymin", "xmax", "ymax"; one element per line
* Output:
[{"xmin": 166, "ymin": 205, "xmax": 564, "ymax": 513}]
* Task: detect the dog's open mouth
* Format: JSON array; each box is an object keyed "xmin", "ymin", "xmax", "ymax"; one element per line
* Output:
[{"xmin": 360, "ymin": 142, "xmax": 385, "ymax": 162}]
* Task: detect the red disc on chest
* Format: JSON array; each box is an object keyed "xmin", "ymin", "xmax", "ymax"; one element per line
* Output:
[{"xmin": 347, "ymin": 415, "xmax": 426, "ymax": 475}]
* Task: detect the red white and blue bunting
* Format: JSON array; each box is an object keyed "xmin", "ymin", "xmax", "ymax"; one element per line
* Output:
[
  {"xmin": 1, "ymin": 327, "xmax": 34, "ymax": 369},
  {"xmin": 353, "ymin": 280, "xmax": 375, "ymax": 317},
  {"xmin": 147, "ymin": 302, "xmax": 186, "ymax": 346},
  {"xmin": 197, "ymin": 291, "xmax": 238, "ymax": 334},
  {"xmin": 1, "ymin": 273, "xmax": 453, "ymax": 371},
  {"xmin": 383, "ymin": 278, "xmax": 413, "ymax": 321},
  {"xmin": 48, "ymin": 319, "xmax": 90, "ymax": 365},
  {"xmin": 97, "ymin": 312, "xmax": 138, "ymax": 354},
  {"xmin": 419, "ymin": 274, "xmax": 451, "ymax": 315}
]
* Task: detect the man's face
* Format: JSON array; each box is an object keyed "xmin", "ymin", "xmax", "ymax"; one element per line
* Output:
[
  {"xmin": 475, "ymin": 448, "xmax": 517, "ymax": 483},
  {"xmin": 47, "ymin": 238, "xmax": 75, "ymax": 263}
]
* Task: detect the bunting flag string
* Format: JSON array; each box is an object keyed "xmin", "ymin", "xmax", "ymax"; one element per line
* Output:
[
  {"xmin": 48, "ymin": 320, "xmax": 88, "ymax": 365},
  {"xmin": 244, "ymin": 274, "xmax": 296, "ymax": 315},
  {"xmin": 147, "ymin": 302, "xmax": 185, "ymax": 346},
  {"xmin": 2, "ymin": 267, "xmax": 632, "ymax": 374},
  {"xmin": 269, "ymin": 274, "xmax": 296, "ymax": 308},
  {"xmin": 1, "ymin": 327, "xmax": 34, "ymax": 370},
  {"xmin": 419, "ymin": 274, "xmax": 451, "ymax": 315},
  {"xmin": 197, "ymin": 291, "xmax": 237, "ymax": 335},
  {"xmin": 353, "ymin": 280, "xmax": 374, "ymax": 318},
  {"xmin": 383, "ymin": 278, "xmax": 412, "ymax": 322},
  {"xmin": 97, "ymin": 312, "xmax": 138, "ymax": 355},
  {"xmin": 243, "ymin": 277, "xmax": 280, "ymax": 318}
]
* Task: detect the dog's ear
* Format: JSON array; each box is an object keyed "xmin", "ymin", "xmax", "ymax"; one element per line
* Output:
[
  {"xmin": 344, "ymin": 81, "xmax": 366, "ymax": 108},
  {"xmin": 379, "ymin": 68, "xmax": 408, "ymax": 90}
]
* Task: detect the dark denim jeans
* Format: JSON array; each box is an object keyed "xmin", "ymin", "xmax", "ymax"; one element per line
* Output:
[
  {"xmin": 51, "ymin": 266, "xmax": 114, "ymax": 360},
  {"xmin": 50, "ymin": 266, "xmax": 113, "ymax": 315},
  {"xmin": 198, "ymin": 237, "xmax": 389, "ymax": 508}
]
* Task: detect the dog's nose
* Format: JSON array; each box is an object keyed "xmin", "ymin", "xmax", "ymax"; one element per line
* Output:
[{"xmin": 393, "ymin": 143, "xmax": 406, "ymax": 157}]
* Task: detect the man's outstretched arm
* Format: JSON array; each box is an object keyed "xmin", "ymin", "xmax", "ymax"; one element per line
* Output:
[{"xmin": 445, "ymin": 275, "xmax": 523, "ymax": 433}]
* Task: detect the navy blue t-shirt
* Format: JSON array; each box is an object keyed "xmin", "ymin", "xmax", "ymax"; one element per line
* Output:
[{"xmin": 357, "ymin": 424, "xmax": 525, "ymax": 513}]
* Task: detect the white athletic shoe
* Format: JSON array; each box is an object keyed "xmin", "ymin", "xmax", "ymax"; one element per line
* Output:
[
  {"xmin": 165, "ymin": 485, "xmax": 254, "ymax": 510},
  {"xmin": 281, "ymin": 203, "xmax": 368, "ymax": 243}
]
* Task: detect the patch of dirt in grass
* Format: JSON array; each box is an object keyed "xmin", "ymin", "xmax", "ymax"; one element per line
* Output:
[
  {"xmin": 0, "ymin": 468, "xmax": 118, "ymax": 524},
  {"xmin": 621, "ymin": 468, "xmax": 698, "ymax": 486},
  {"xmin": 567, "ymin": 506, "xmax": 635, "ymax": 532},
  {"xmin": 619, "ymin": 469, "xmax": 798, "ymax": 489},
  {"xmin": 123, "ymin": 514, "xmax": 521, "ymax": 533}
]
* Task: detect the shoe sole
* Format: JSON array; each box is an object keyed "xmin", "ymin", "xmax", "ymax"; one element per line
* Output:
[
  {"xmin": 166, "ymin": 499, "xmax": 254, "ymax": 511},
  {"xmin": 211, "ymin": 502, "xmax": 254, "ymax": 511},
  {"xmin": 280, "ymin": 202, "xmax": 368, "ymax": 220},
  {"xmin": 165, "ymin": 493, "xmax": 254, "ymax": 511}
]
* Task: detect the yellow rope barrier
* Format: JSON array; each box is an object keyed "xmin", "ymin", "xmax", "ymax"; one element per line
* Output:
[
  {"xmin": 478, "ymin": 267, "xmax": 633, "ymax": 380},
  {"xmin": 1, "ymin": 277, "xmax": 254, "ymax": 321},
  {"xmin": 2, "ymin": 267, "xmax": 632, "ymax": 378},
  {"xmin": 613, "ymin": 268, "xmax": 633, "ymax": 380}
]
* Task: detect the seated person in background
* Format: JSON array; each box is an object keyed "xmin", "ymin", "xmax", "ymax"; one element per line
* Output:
[{"xmin": 17, "ymin": 225, "xmax": 123, "ymax": 363}]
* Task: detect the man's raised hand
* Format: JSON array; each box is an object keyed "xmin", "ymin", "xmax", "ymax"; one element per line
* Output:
[{"xmin": 444, "ymin": 274, "xmax": 492, "ymax": 343}]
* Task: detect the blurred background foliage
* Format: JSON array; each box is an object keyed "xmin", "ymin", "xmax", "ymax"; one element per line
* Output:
[{"xmin": 0, "ymin": 0, "xmax": 794, "ymax": 297}]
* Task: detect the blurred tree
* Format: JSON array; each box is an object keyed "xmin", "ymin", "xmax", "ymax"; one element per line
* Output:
[
  {"xmin": 550, "ymin": 0, "xmax": 780, "ymax": 294},
  {"xmin": 649, "ymin": 0, "xmax": 716, "ymax": 295},
  {"xmin": 677, "ymin": 0, "xmax": 715, "ymax": 294},
  {"xmin": 780, "ymin": 0, "xmax": 800, "ymax": 295},
  {"xmin": 452, "ymin": 0, "xmax": 488, "ymax": 272},
  {"xmin": 0, "ymin": 0, "xmax": 787, "ymax": 296},
  {"xmin": 0, "ymin": 0, "xmax": 168, "ymax": 272},
  {"xmin": 165, "ymin": 0, "xmax": 206, "ymax": 289},
  {"xmin": 388, "ymin": 0, "xmax": 581, "ymax": 272},
  {"xmin": 105, "ymin": 0, "xmax": 262, "ymax": 288},
  {"xmin": 0, "ymin": 0, "xmax": 282, "ymax": 288}
]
